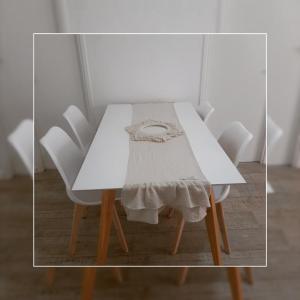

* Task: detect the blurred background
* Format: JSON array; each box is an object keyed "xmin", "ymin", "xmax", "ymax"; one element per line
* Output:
[{"xmin": 0, "ymin": 0, "xmax": 299, "ymax": 299}]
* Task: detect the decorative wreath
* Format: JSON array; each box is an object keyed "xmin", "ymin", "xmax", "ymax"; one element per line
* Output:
[{"xmin": 125, "ymin": 119, "xmax": 184, "ymax": 143}]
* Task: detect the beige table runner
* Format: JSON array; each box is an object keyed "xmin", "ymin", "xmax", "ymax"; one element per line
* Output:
[{"xmin": 121, "ymin": 102, "xmax": 211, "ymax": 224}]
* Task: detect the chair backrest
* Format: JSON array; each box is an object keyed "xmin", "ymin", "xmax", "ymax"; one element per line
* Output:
[
  {"xmin": 218, "ymin": 121, "xmax": 253, "ymax": 166},
  {"xmin": 197, "ymin": 101, "xmax": 215, "ymax": 123},
  {"xmin": 40, "ymin": 126, "xmax": 84, "ymax": 190},
  {"xmin": 267, "ymin": 116, "xmax": 283, "ymax": 151},
  {"xmin": 8, "ymin": 119, "xmax": 33, "ymax": 177},
  {"xmin": 63, "ymin": 105, "xmax": 93, "ymax": 153}
]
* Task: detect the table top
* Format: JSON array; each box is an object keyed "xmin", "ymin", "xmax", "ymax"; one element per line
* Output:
[{"xmin": 73, "ymin": 102, "xmax": 245, "ymax": 191}]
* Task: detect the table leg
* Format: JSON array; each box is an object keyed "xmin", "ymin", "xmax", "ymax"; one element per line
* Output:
[
  {"xmin": 205, "ymin": 187, "xmax": 222, "ymax": 265},
  {"xmin": 46, "ymin": 267, "xmax": 56, "ymax": 287},
  {"xmin": 227, "ymin": 267, "xmax": 244, "ymax": 300},
  {"xmin": 81, "ymin": 268, "xmax": 97, "ymax": 300},
  {"xmin": 177, "ymin": 267, "xmax": 189, "ymax": 286},
  {"xmin": 244, "ymin": 267, "xmax": 254, "ymax": 285},
  {"xmin": 96, "ymin": 189, "xmax": 116, "ymax": 264},
  {"xmin": 112, "ymin": 267, "xmax": 123, "ymax": 283}
]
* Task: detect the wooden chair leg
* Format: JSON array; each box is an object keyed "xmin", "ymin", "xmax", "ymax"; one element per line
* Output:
[
  {"xmin": 167, "ymin": 208, "xmax": 175, "ymax": 218},
  {"xmin": 112, "ymin": 206, "xmax": 129, "ymax": 253},
  {"xmin": 205, "ymin": 188, "xmax": 222, "ymax": 265},
  {"xmin": 96, "ymin": 189, "xmax": 115, "ymax": 264},
  {"xmin": 177, "ymin": 267, "xmax": 189, "ymax": 286},
  {"xmin": 81, "ymin": 206, "xmax": 89, "ymax": 219},
  {"xmin": 244, "ymin": 267, "xmax": 254, "ymax": 285},
  {"xmin": 81, "ymin": 268, "xmax": 97, "ymax": 300},
  {"xmin": 69, "ymin": 204, "xmax": 85, "ymax": 256},
  {"xmin": 227, "ymin": 267, "xmax": 244, "ymax": 300},
  {"xmin": 216, "ymin": 202, "xmax": 231, "ymax": 254},
  {"xmin": 46, "ymin": 267, "xmax": 56, "ymax": 287},
  {"xmin": 112, "ymin": 267, "xmax": 123, "ymax": 283},
  {"xmin": 171, "ymin": 214, "xmax": 185, "ymax": 255}
]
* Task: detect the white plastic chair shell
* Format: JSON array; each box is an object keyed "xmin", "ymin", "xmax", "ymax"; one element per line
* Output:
[
  {"xmin": 214, "ymin": 121, "xmax": 253, "ymax": 203},
  {"xmin": 63, "ymin": 105, "xmax": 93, "ymax": 154},
  {"xmin": 7, "ymin": 119, "xmax": 33, "ymax": 177},
  {"xmin": 196, "ymin": 101, "xmax": 215, "ymax": 123},
  {"xmin": 260, "ymin": 116, "xmax": 283, "ymax": 164},
  {"xmin": 40, "ymin": 126, "xmax": 100, "ymax": 206}
]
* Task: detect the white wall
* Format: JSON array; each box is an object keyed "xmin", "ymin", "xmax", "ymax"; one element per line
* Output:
[
  {"xmin": 220, "ymin": 0, "xmax": 300, "ymax": 164},
  {"xmin": 85, "ymin": 35, "xmax": 204, "ymax": 121},
  {"xmin": 65, "ymin": 0, "xmax": 220, "ymax": 33},
  {"xmin": 205, "ymin": 35, "xmax": 266, "ymax": 161},
  {"xmin": 0, "ymin": 0, "xmax": 57, "ymax": 176},
  {"xmin": 34, "ymin": 34, "xmax": 86, "ymax": 168},
  {"xmin": 35, "ymin": 34, "xmax": 265, "ymax": 164}
]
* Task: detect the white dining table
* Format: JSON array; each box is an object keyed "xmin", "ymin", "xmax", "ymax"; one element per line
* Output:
[{"xmin": 72, "ymin": 101, "xmax": 245, "ymax": 265}]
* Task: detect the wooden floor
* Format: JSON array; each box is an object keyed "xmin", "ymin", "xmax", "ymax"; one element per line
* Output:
[
  {"xmin": 34, "ymin": 162, "xmax": 266, "ymax": 266},
  {"xmin": 0, "ymin": 165, "xmax": 299, "ymax": 299}
]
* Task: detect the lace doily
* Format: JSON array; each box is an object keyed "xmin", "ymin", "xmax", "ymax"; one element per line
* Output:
[{"xmin": 125, "ymin": 119, "xmax": 184, "ymax": 142}]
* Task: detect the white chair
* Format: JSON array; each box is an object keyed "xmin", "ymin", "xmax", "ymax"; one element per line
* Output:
[
  {"xmin": 40, "ymin": 126, "xmax": 128, "ymax": 256},
  {"xmin": 63, "ymin": 105, "xmax": 94, "ymax": 154},
  {"xmin": 7, "ymin": 119, "xmax": 33, "ymax": 176},
  {"xmin": 172, "ymin": 121, "xmax": 253, "ymax": 256},
  {"xmin": 214, "ymin": 121, "xmax": 253, "ymax": 253},
  {"xmin": 261, "ymin": 116, "xmax": 283, "ymax": 164},
  {"xmin": 196, "ymin": 101, "xmax": 215, "ymax": 123}
]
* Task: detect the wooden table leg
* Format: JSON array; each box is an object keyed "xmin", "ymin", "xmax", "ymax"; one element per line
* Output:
[
  {"xmin": 177, "ymin": 267, "xmax": 189, "ymax": 286},
  {"xmin": 205, "ymin": 187, "xmax": 222, "ymax": 265},
  {"xmin": 227, "ymin": 267, "xmax": 244, "ymax": 300},
  {"xmin": 96, "ymin": 189, "xmax": 115, "ymax": 264},
  {"xmin": 81, "ymin": 268, "xmax": 97, "ymax": 300},
  {"xmin": 244, "ymin": 267, "xmax": 254, "ymax": 285},
  {"xmin": 46, "ymin": 267, "xmax": 56, "ymax": 287},
  {"xmin": 112, "ymin": 267, "xmax": 123, "ymax": 283}
]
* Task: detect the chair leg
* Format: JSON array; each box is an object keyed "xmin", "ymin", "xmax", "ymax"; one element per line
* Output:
[
  {"xmin": 69, "ymin": 204, "xmax": 85, "ymax": 256},
  {"xmin": 227, "ymin": 268, "xmax": 244, "ymax": 300},
  {"xmin": 205, "ymin": 188, "xmax": 222, "ymax": 265},
  {"xmin": 46, "ymin": 267, "xmax": 56, "ymax": 287},
  {"xmin": 216, "ymin": 202, "xmax": 231, "ymax": 254},
  {"xmin": 81, "ymin": 206, "xmax": 89, "ymax": 219},
  {"xmin": 112, "ymin": 267, "xmax": 123, "ymax": 283},
  {"xmin": 177, "ymin": 267, "xmax": 189, "ymax": 286},
  {"xmin": 81, "ymin": 268, "xmax": 97, "ymax": 300},
  {"xmin": 171, "ymin": 214, "xmax": 185, "ymax": 255},
  {"xmin": 112, "ymin": 205, "xmax": 129, "ymax": 253},
  {"xmin": 167, "ymin": 208, "xmax": 175, "ymax": 218},
  {"xmin": 244, "ymin": 267, "xmax": 254, "ymax": 285},
  {"xmin": 96, "ymin": 189, "xmax": 115, "ymax": 264}
]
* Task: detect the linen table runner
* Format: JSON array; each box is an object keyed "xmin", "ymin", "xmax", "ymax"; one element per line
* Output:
[{"xmin": 122, "ymin": 102, "xmax": 211, "ymax": 224}]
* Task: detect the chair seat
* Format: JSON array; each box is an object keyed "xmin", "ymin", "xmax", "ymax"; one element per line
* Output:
[{"xmin": 213, "ymin": 185, "xmax": 230, "ymax": 203}]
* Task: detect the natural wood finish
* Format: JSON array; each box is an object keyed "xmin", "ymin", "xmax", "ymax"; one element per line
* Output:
[
  {"xmin": 227, "ymin": 267, "xmax": 244, "ymax": 300},
  {"xmin": 112, "ymin": 267, "xmax": 123, "ymax": 284},
  {"xmin": 205, "ymin": 188, "xmax": 222, "ymax": 265},
  {"xmin": 244, "ymin": 267, "xmax": 254, "ymax": 285},
  {"xmin": 46, "ymin": 267, "xmax": 56, "ymax": 287},
  {"xmin": 96, "ymin": 189, "xmax": 116, "ymax": 264},
  {"xmin": 216, "ymin": 202, "xmax": 231, "ymax": 254},
  {"xmin": 167, "ymin": 207, "xmax": 175, "ymax": 218},
  {"xmin": 112, "ymin": 205, "xmax": 129, "ymax": 253},
  {"xmin": 80, "ymin": 268, "xmax": 123, "ymax": 300},
  {"xmin": 81, "ymin": 268, "xmax": 97, "ymax": 300},
  {"xmin": 81, "ymin": 206, "xmax": 89, "ymax": 219},
  {"xmin": 177, "ymin": 267, "xmax": 189, "ymax": 286},
  {"xmin": 69, "ymin": 204, "xmax": 85, "ymax": 256},
  {"xmin": 171, "ymin": 214, "xmax": 185, "ymax": 255}
]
